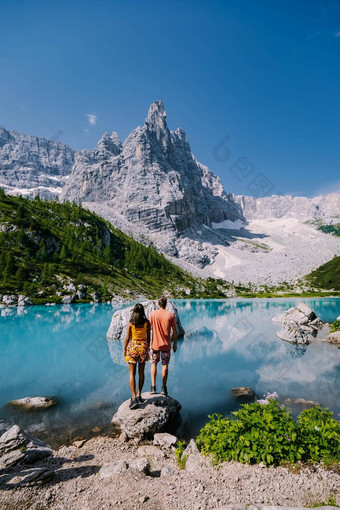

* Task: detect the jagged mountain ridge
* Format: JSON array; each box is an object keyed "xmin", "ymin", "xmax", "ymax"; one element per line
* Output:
[
  {"xmin": 1, "ymin": 102, "xmax": 340, "ymax": 285},
  {"xmin": 236, "ymin": 194, "xmax": 340, "ymax": 221},
  {"xmin": 61, "ymin": 101, "xmax": 244, "ymax": 267},
  {"xmin": 0, "ymin": 125, "xmax": 76, "ymax": 198}
]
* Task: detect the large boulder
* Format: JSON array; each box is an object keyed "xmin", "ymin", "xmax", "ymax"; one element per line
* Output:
[
  {"xmin": 107, "ymin": 299, "xmax": 185, "ymax": 340},
  {"xmin": 273, "ymin": 303, "xmax": 324, "ymax": 345},
  {"xmin": 111, "ymin": 392, "xmax": 181, "ymax": 439}
]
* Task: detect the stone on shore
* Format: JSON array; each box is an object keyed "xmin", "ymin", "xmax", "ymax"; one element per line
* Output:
[
  {"xmin": 17, "ymin": 295, "xmax": 33, "ymax": 306},
  {"xmin": 153, "ymin": 432, "xmax": 178, "ymax": 448},
  {"xmin": 182, "ymin": 439, "xmax": 200, "ymax": 457},
  {"xmin": 325, "ymin": 330, "xmax": 340, "ymax": 345},
  {"xmin": 283, "ymin": 398, "xmax": 320, "ymax": 411},
  {"xmin": 2, "ymin": 295, "xmax": 18, "ymax": 305},
  {"xmin": 9, "ymin": 396, "xmax": 57, "ymax": 410},
  {"xmin": 112, "ymin": 392, "xmax": 182, "ymax": 439},
  {"xmin": 106, "ymin": 299, "xmax": 185, "ymax": 340},
  {"xmin": 273, "ymin": 303, "xmax": 324, "ymax": 345},
  {"xmin": 0, "ymin": 425, "xmax": 53, "ymax": 470}
]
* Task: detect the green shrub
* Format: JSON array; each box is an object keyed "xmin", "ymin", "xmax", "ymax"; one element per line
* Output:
[
  {"xmin": 330, "ymin": 320, "xmax": 340, "ymax": 333},
  {"xmin": 196, "ymin": 399, "xmax": 340, "ymax": 466},
  {"xmin": 297, "ymin": 407, "xmax": 340, "ymax": 463}
]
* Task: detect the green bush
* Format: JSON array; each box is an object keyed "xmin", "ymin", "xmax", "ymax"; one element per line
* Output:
[
  {"xmin": 297, "ymin": 407, "xmax": 340, "ymax": 463},
  {"xmin": 330, "ymin": 320, "xmax": 340, "ymax": 333},
  {"xmin": 196, "ymin": 399, "xmax": 340, "ymax": 466}
]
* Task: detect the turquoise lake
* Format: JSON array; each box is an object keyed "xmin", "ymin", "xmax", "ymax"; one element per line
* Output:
[{"xmin": 1, "ymin": 298, "xmax": 340, "ymax": 447}]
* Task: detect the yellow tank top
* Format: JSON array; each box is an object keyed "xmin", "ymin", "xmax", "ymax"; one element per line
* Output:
[{"xmin": 131, "ymin": 322, "xmax": 147, "ymax": 341}]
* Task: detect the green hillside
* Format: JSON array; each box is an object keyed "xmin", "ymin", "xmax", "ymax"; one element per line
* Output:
[
  {"xmin": 0, "ymin": 189, "xmax": 231, "ymax": 303},
  {"xmin": 305, "ymin": 255, "xmax": 340, "ymax": 291}
]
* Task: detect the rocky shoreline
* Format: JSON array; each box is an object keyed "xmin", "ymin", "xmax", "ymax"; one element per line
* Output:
[{"xmin": 1, "ymin": 429, "xmax": 340, "ymax": 510}]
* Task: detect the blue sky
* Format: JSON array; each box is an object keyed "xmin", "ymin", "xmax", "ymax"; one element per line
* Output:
[{"xmin": 0, "ymin": 0, "xmax": 339, "ymax": 197}]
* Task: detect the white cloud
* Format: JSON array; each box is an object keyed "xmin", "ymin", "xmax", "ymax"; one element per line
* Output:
[
  {"xmin": 86, "ymin": 114, "xmax": 97, "ymax": 126},
  {"xmin": 334, "ymin": 31, "xmax": 340, "ymax": 38}
]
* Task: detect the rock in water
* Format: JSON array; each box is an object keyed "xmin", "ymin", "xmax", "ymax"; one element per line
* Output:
[
  {"xmin": 106, "ymin": 299, "xmax": 184, "ymax": 340},
  {"xmin": 111, "ymin": 392, "xmax": 182, "ymax": 439},
  {"xmin": 325, "ymin": 330, "xmax": 340, "ymax": 344},
  {"xmin": 9, "ymin": 396, "xmax": 57, "ymax": 410},
  {"xmin": 273, "ymin": 303, "xmax": 324, "ymax": 345},
  {"xmin": 230, "ymin": 387, "xmax": 255, "ymax": 398}
]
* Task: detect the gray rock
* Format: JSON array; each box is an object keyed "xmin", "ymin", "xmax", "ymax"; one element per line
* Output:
[
  {"xmin": 78, "ymin": 284, "xmax": 87, "ymax": 292},
  {"xmin": 185, "ymin": 453, "xmax": 205, "ymax": 472},
  {"xmin": 273, "ymin": 303, "xmax": 324, "ymax": 345},
  {"xmin": 99, "ymin": 460, "xmax": 128, "ymax": 478},
  {"xmin": 0, "ymin": 446, "xmax": 52, "ymax": 469},
  {"xmin": 112, "ymin": 392, "xmax": 181, "ymax": 439},
  {"xmin": 17, "ymin": 295, "xmax": 33, "ymax": 306},
  {"xmin": 137, "ymin": 445, "xmax": 165, "ymax": 458},
  {"xmin": 129, "ymin": 457, "xmax": 150, "ymax": 474},
  {"xmin": 182, "ymin": 439, "xmax": 200, "ymax": 457},
  {"xmin": 153, "ymin": 432, "xmax": 178, "ymax": 448},
  {"xmin": 6, "ymin": 467, "xmax": 54, "ymax": 486},
  {"xmin": 9, "ymin": 396, "xmax": 57, "ymax": 410},
  {"xmin": 2, "ymin": 295, "xmax": 18, "ymax": 305},
  {"xmin": 325, "ymin": 330, "xmax": 340, "ymax": 345},
  {"xmin": 62, "ymin": 294, "xmax": 77, "ymax": 304},
  {"xmin": 284, "ymin": 398, "xmax": 320, "ymax": 410},
  {"xmin": 107, "ymin": 299, "xmax": 184, "ymax": 340},
  {"xmin": 0, "ymin": 425, "xmax": 46, "ymax": 456},
  {"xmin": 91, "ymin": 291, "xmax": 101, "ymax": 302},
  {"xmin": 160, "ymin": 464, "xmax": 175, "ymax": 477},
  {"xmin": 230, "ymin": 387, "xmax": 255, "ymax": 398},
  {"xmin": 77, "ymin": 290, "xmax": 86, "ymax": 299}
]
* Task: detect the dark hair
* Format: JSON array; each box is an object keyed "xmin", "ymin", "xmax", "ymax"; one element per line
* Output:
[
  {"xmin": 158, "ymin": 296, "xmax": 167, "ymax": 309},
  {"xmin": 130, "ymin": 303, "xmax": 149, "ymax": 327}
]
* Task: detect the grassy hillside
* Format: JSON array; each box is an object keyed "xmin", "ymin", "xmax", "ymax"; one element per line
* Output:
[
  {"xmin": 305, "ymin": 255, "xmax": 340, "ymax": 291},
  {"xmin": 0, "ymin": 189, "xmax": 231, "ymax": 303}
]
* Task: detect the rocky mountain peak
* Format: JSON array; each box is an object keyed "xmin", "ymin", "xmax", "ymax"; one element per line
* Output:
[
  {"xmin": 95, "ymin": 131, "xmax": 122, "ymax": 158},
  {"xmin": 144, "ymin": 100, "xmax": 170, "ymax": 147}
]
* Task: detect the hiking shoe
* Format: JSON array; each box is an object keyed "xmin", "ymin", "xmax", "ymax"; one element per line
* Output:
[
  {"xmin": 161, "ymin": 385, "xmax": 168, "ymax": 396},
  {"xmin": 150, "ymin": 385, "xmax": 156, "ymax": 394},
  {"xmin": 137, "ymin": 395, "xmax": 146, "ymax": 404},
  {"xmin": 129, "ymin": 398, "xmax": 139, "ymax": 410}
]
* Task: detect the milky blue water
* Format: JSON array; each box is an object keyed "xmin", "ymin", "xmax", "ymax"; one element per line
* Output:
[{"xmin": 1, "ymin": 298, "xmax": 340, "ymax": 446}]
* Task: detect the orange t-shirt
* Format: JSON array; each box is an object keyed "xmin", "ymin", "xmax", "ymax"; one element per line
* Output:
[{"xmin": 150, "ymin": 309, "xmax": 176, "ymax": 351}]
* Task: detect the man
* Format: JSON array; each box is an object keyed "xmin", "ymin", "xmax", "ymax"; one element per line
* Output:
[{"xmin": 149, "ymin": 296, "xmax": 177, "ymax": 396}]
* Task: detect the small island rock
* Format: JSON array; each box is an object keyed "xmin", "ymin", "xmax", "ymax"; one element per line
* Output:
[
  {"xmin": 9, "ymin": 396, "xmax": 57, "ymax": 410},
  {"xmin": 107, "ymin": 299, "xmax": 185, "ymax": 340},
  {"xmin": 273, "ymin": 303, "xmax": 324, "ymax": 345}
]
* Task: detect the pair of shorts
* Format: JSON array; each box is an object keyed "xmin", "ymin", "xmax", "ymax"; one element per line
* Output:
[
  {"xmin": 125, "ymin": 340, "xmax": 149, "ymax": 364},
  {"xmin": 150, "ymin": 349, "xmax": 171, "ymax": 366}
]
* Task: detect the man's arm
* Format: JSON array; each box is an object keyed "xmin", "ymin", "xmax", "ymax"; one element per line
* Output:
[
  {"xmin": 123, "ymin": 323, "xmax": 132, "ymax": 356},
  {"xmin": 172, "ymin": 316, "xmax": 177, "ymax": 353}
]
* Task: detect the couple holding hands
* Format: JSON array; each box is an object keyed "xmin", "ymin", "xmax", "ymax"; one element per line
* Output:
[{"xmin": 123, "ymin": 297, "xmax": 178, "ymax": 409}]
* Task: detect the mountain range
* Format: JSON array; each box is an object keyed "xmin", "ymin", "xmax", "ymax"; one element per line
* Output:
[{"xmin": 1, "ymin": 101, "xmax": 340, "ymax": 287}]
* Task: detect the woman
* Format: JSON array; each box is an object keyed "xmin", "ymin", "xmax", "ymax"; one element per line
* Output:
[{"xmin": 124, "ymin": 303, "xmax": 150, "ymax": 409}]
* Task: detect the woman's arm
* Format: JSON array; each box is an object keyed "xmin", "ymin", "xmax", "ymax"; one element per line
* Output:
[
  {"xmin": 124, "ymin": 323, "xmax": 132, "ymax": 356},
  {"xmin": 146, "ymin": 321, "xmax": 151, "ymax": 347}
]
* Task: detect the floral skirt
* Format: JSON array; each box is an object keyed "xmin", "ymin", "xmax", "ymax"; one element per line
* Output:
[{"xmin": 125, "ymin": 339, "xmax": 149, "ymax": 364}]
